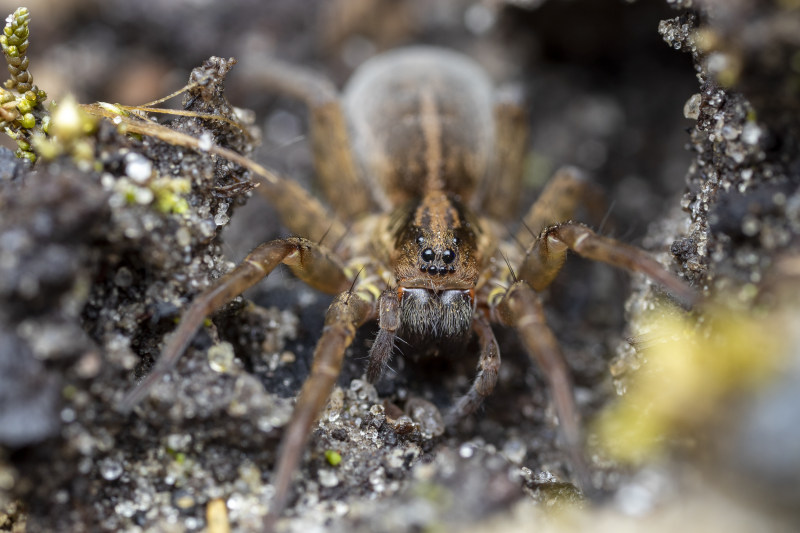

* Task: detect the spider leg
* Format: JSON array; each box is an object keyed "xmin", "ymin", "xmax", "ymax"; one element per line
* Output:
[
  {"xmin": 477, "ymin": 84, "xmax": 528, "ymax": 220},
  {"xmin": 255, "ymin": 174, "xmax": 350, "ymax": 246},
  {"xmin": 494, "ymin": 280, "xmax": 592, "ymax": 492},
  {"xmin": 266, "ymin": 290, "xmax": 374, "ymax": 528},
  {"xmin": 514, "ymin": 166, "xmax": 604, "ymax": 251},
  {"xmin": 366, "ymin": 288, "xmax": 400, "ymax": 383},
  {"xmin": 119, "ymin": 237, "xmax": 352, "ymax": 411},
  {"xmin": 241, "ymin": 57, "xmax": 374, "ymax": 220},
  {"xmin": 447, "ymin": 308, "xmax": 501, "ymax": 421},
  {"xmin": 519, "ymin": 222, "xmax": 697, "ymax": 306}
]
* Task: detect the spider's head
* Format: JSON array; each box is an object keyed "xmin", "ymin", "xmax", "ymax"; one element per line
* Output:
[
  {"xmin": 395, "ymin": 227, "xmax": 479, "ymax": 340},
  {"xmin": 389, "ymin": 192, "xmax": 481, "ymax": 341},
  {"xmin": 390, "ymin": 192, "xmax": 481, "ymax": 292}
]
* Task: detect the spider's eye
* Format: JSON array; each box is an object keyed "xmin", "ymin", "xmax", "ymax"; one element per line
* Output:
[
  {"xmin": 416, "ymin": 236, "xmax": 426, "ymax": 246},
  {"xmin": 442, "ymin": 249, "xmax": 456, "ymax": 264},
  {"xmin": 421, "ymin": 248, "xmax": 435, "ymax": 262}
]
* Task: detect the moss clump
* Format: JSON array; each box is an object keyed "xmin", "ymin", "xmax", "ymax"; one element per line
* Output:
[
  {"xmin": 0, "ymin": 7, "xmax": 49, "ymax": 162},
  {"xmin": 151, "ymin": 177, "xmax": 191, "ymax": 214}
]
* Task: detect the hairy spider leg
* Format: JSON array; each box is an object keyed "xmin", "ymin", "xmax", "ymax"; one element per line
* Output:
[
  {"xmin": 520, "ymin": 222, "xmax": 698, "ymax": 307},
  {"xmin": 493, "ymin": 281, "xmax": 592, "ymax": 491},
  {"xmin": 447, "ymin": 309, "xmax": 501, "ymax": 421},
  {"xmin": 449, "ymin": 169, "xmax": 603, "ymax": 421},
  {"xmin": 487, "ymin": 218, "xmax": 698, "ymax": 493},
  {"xmin": 118, "ymin": 237, "xmax": 352, "ymax": 411},
  {"xmin": 366, "ymin": 288, "xmax": 401, "ymax": 382},
  {"xmin": 241, "ymin": 57, "xmax": 374, "ymax": 221},
  {"xmin": 446, "ymin": 168, "xmax": 600, "ymax": 422},
  {"xmin": 515, "ymin": 166, "xmax": 605, "ymax": 251},
  {"xmin": 265, "ymin": 290, "xmax": 375, "ymax": 531},
  {"xmin": 476, "ymin": 84, "xmax": 528, "ymax": 221},
  {"xmin": 471, "ymin": 168, "xmax": 697, "ymax": 493}
]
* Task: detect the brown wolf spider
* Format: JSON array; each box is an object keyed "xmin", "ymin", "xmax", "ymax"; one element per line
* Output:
[{"xmin": 121, "ymin": 46, "xmax": 695, "ymax": 521}]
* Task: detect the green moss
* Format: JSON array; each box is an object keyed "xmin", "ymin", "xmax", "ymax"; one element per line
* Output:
[
  {"xmin": 324, "ymin": 450, "xmax": 342, "ymax": 466},
  {"xmin": 19, "ymin": 111, "xmax": 33, "ymax": 128},
  {"xmin": 1, "ymin": 8, "xmax": 33, "ymax": 92},
  {"xmin": 166, "ymin": 448, "xmax": 187, "ymax": 464},
  {"xmin": 0, "ymin": 7, "xmax": 49, "ymax": 161},
  {"xmin": 16, "ymin": 97, "xmax": 31, "ymax": 113},
  {"xmin": 50, "ymin": 96, "xmax": 97, "ymax": 140},
  {"xmin": 18, "ymin": 148, "xmax": 35, "ymax": 162},
  {"xmin": 123, "ymin": 186, "xmax": 139, "ymax": 205},
  {"xmin": 31, "ymin": 133, "xmax": 60, "ymax": 160},
  {"xmin": 151, "ymin": 177, "xmax": 192, "ymax": 214}
]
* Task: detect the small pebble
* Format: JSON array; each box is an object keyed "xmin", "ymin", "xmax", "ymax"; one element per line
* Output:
[
  {"xmin": 125, "ymin": 153, "xmax": 153, "ymax": 183},
  {"xmin": 99, "ymin": 458, "xmax": 123, "ymax": 481}
]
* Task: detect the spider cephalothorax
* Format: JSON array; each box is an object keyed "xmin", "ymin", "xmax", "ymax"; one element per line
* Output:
[
  {"xmin": 120, "ymin": 46, "xmax": 696, "ymax": 526},
  {"xmin": 392, "ymin": 192, "xmax": 481, "ymax": 285},
  {"xmin": 388, "ymin": 191, "xmax": 482, "ymax": 341}
]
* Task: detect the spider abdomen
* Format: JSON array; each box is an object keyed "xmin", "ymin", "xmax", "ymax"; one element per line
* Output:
[{"xmin": 343, "ymin": 46, "xmax": 495, "ymax": 209}]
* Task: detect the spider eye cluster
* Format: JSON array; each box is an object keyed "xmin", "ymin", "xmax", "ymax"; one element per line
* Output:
[{"xmin": 417, "ymin": 239, "xmax": 457, "ymax": 275}]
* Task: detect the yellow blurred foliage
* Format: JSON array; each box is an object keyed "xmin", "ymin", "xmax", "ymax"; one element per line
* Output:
[{"xmin": 596, "ymin": 305, "xmax": 786, "ymax": 463}]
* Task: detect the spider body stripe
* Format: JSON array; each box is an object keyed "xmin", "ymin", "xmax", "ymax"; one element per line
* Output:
[
  {"xmin": 487, "ymin": 285, "xmax": 509, "ymax": 309},
  {"xmin": 419, "ymin": 85, "xmax": 445, "ymax": 191}
]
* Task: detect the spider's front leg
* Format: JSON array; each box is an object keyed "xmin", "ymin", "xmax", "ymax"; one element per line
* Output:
[
  {"xmin": 366, "ymin": 288, "xmax": 401, "ymax": 383},
  {"xmin": 493, "ymin": 280, "xmax": 592, "ymax": 491},
  {"xmin": 520, "ymin": 222, "xmax": 697, "ymax": 306},
  {"xmin": 448, "ymin": 309, "xmax": 501, "ymax": 421},
  {"xmin": 119, "ymin": 237, "xmax": 352, "ymax": 411},
  {"xmin": 364, "ymin": 291, "xmax": 501, "ymax": 422},
  {"xmin": 514, "ymin": 166, "xmax": 605, "ymax": 251},
  {"xmin": 267, "ymin": 290, "xmax": 374, "ymax": 527},
  {"xmin": 494, "ymin": 216, "xmax": 697, "ymax": 492}
]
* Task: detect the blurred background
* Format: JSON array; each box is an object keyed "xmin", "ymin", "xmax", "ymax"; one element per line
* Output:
[{"xmin": 0, "ymin": 0, "xmax": 698, "ymax": 253}]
